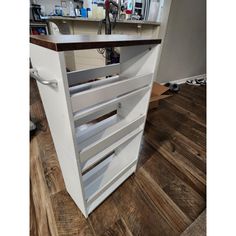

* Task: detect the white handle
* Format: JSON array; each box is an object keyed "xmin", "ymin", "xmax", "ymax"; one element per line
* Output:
[{"xmin": 30, "ymin": 68, "xmax": 58, "ymax": 86}]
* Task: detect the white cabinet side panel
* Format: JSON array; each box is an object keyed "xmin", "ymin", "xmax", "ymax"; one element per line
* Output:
[
  {"xmin": 30, "ymin": 44, "xmax": 87, "ymax": 216},
  {"xmin": 120, "ymin": 44, "xmax": 160, "ymax": 77},
  {"xmin": 119, "ymin": 45, "xmax": 160, "ymax": 170}
]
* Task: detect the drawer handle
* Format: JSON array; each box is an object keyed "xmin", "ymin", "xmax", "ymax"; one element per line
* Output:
[{"xmin": 30, "ymin": 69, "xmax": 58, "ymax": 86}]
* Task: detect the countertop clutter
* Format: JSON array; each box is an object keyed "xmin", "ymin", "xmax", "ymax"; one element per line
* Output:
[{"xmin": 30, "ymin": 0, "xmax": 161, "ymax": 27}]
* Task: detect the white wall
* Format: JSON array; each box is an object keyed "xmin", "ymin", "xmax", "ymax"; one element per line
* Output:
[{"xmin": 156, "ymin": 0, "xmax": 206, "ymax": 83}]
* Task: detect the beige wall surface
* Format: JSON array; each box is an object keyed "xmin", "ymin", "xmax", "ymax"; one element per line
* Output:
[{"xmin": 156, "ymin": 0, "xmax": 206, "ymax": 83}]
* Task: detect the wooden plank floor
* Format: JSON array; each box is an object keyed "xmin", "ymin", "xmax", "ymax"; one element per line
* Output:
[
  {"xmin": 181, "ymin": 210, "xmax": 206, "ymax": 236},
  {"xmin": 30, "ymin": 80, "xmax": 206, "ymax": 236}
]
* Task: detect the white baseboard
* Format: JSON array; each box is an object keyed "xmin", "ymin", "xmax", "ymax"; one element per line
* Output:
[{"xmin": 160, "ymin": 74, "xmax": 206, "ymax": 85}]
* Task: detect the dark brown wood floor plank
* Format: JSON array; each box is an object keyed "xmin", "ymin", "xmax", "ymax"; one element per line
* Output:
[
  {"xmin": 30, "ymin": 137, "xmax": 59, "ymax": 236},
  {"xmin": 144, "ymin": 119, "xmax": 206, "ymax": 161},
  {"xmin": 30, "ymin": 79, "xmax": 40, "ymax": 105},
  {"xmin": 112, "ymin": 176, "xmax": 179, "ymax": 236},
  {"xmin": 179, "ymin": 84, "xmax": 206, "ymax": 99},
  {"xmin": 169, "ymin": 137, "xmax": 206, "ymax": 173},
  {"xmin": 88, "ymin": 197, "xmax": 122, "ymax": 236},
  {"xmin": 148, "ymin": 100, "xmax": 205, "ymax": 131},
  {"xmin": 167, "ymin": 89, "xmax": 206, "ymax": 109},
  {"xmin": 30, "ymin": 183, "xmax": 39, "ymax": 236},
  {"xmin": 137, "ymin": 153, "xmax": 205, "ymax": 221},
  {"xmin": 197, "ymin": 85, "xmax": 206, "ymax": 94},
  {"xmin": 144, "ymin": 133, "xmax": 206, "ymax": 198},
  {"xmin": 135, "ymin": 169, "xmax": 192, "ymax": 232},
  {"xmin": 147, "ymin": 107, "xmax": 206, "ymax": 149},
  {"xmin": 163, "ymin": 180, "xmax": 205, "ymax": 223},
  {"xmin": 172, "ymin": 132, "xmax": 206, "ymax": 163},
  {"xmin": 146, "ymin": 112, "xmax": 206, "ymax": 156},
  {"xmin": 36, "ymin": 122, "xmax": 66, "ymax": 195},
  {"xmin": 150, "ymin": 101, "xmax": 206, "ymax": 135},
  {"xmin": 100, "ymin": 218, "xmax": 133, "ymax": 236},
  {"xmin": 159, "ymin": 99, "xmax": 206, "ymax": 127},
  {"xmin": 138, "ymin": 149, "xmax": 173, "ymax": 189},
  {"xmin": 145, "ymin": 123, "xmax": 206, "ymax": 179},
  {"xmin": 178, "ymin": 88, "xmax": 206, "ymax": 107},
  {"xmin": 179, "ymin": 85, "xmax": 206, "ymax": 100},
  {"xmin": 137, "ymin": 138, "xmax": 157, "ymax": 169},
  {"xmin": 181, "ymin": 210, "xmax": 206, "ymax": 236},
  {"xmin": 50, "ymin": 190, "xmax": 94, "ymax": 236},
  {"xmin": 163, "ymin": 95, "xmax": 206, "ymax": 124},
  {"xmin": 30, "ymin": 79, "xmax": 46, "ymax": 122},
  {"xmin": 179, "ymin": 90, "xmax": 206, "ymax": 105},
  {"xmin": 144, "ymin": 120, "xmax": 206, "ymax": 171},
  {"xmin": 145, "ymin": 120, "xmax": 206, "ymax": 173}
]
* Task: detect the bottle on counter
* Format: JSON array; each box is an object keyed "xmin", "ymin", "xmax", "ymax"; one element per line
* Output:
[
  {"xmin": 80, "ymin": 7, "xmax": 88, "ymax": 17},
  {"xmin": 97, "ymin": 5, "xmax": 105, "ymax": 19},
  {"xmin": 55, "ymin": 5, "xmax": 63, "ymax": 16},
  {"xmin": 92, "ymin": 0, "xmax": 98, "ymax": 19},
  {"xmin": 126, "ymin": 0, "xmax": 133, "ymax": 15},
  {"xmin": 69, "ymin": 1, "xmax": 75, "ymax": 16},
  {"xmin": 75, "ymin": 5, "xmax": 81, "ymax": 16},
  {"xmin": 87, "ymin": 8, "xmax": 92, "ymax": 18}
]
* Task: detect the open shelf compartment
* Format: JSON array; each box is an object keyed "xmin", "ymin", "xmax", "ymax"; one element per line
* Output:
[
  {"xmin": 82, "ymin": 132, "xmax": 143, "ymax": 213},
  {"xmin": 80, "ymin": 127, "xmax": 143, "ymax": 173},
  {"xmin": 75, "ymin": 114, "xmax": 146, "ymax": 165},
  {"xmin": 70, "ymin": 73, "xmax": 153, "ymax": 113},
  {"xmin": 73, "ymin": 85, "xmax": 150, "ymax": 127}
]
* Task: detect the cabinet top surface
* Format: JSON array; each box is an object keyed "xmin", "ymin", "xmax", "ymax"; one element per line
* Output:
[{"xmin": 30, "ymin": 34, "xmax": 161, "ymax": 51}]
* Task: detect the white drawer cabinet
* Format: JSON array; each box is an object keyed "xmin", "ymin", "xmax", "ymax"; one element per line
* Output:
[{"xmin": 30, "ymin": 34, "xmax": 161, "ymax": 218}]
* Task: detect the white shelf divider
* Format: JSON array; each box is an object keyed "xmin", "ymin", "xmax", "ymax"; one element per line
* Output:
[
  {"xmin": 67, "ymin": 63, "xmax": 120, "ymax": 86},
  {"xmin": 76, "ymin": 114, "xmax": 146, "ymax": 163},
  {"xmin": 81, "ymin": 129, "xmax": 143, "ymax": 173},
  {"xmin": 70, "ymin": 73, "xmax": 153, "ymax": 112}
]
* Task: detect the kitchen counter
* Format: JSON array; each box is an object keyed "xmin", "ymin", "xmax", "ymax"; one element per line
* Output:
[{"xmin": 42, "ymin": 16, "xmax": 161, "ymax": 26}]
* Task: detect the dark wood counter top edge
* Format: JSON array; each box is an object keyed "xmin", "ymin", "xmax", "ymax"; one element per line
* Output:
[{"xmin": 30, "ymin": 37, "xmax": 162, "ymax": 51}]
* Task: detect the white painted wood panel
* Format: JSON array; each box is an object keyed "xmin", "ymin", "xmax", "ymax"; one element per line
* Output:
[
  {"xmin": 86, "ymin": 160, "xmax": 137, "ymax": 203},
  {"xmin": 30, "ymin": 44, "xmax": 87, "ymax": 216},
  {"xmin": 73, "ymin": 86, "xmax": 149, "ymax": 127},
  {"xmin": 83, "ymin": 133, "xmax": 142, "ymax": 200},
  {"xmin": 118, "ymin": 44, "xmax": 160, "ymax": 171},
  {"xmin": 67, "ymin": 63, "xmax": 120, "ymax": 86},
  {"xmin": 69, "ymin": 75, "xmax": 120, "ymax": 95},
  {"xmin": 76, "ymin": 114, "xmax": 118, "ymax": 143},
  {"xmin": 77, "ymin": 114, "xmax": 145, "ymax": 162},
  {"xmin": 81, "ymin": 129, "xmax": 143, "ymax": 173},
  {"xmin": 87, "ymin": 165, "xmax": 136, "ymax": 214},
  {"xmin": 71, "ymin": 73, "xmax": 153, "ymax": 112}
]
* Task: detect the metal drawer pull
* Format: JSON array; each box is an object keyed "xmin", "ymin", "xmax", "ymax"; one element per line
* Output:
[{"xmin": 30, "ymin": 68, "xmax": 58, "ymax": 86}]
